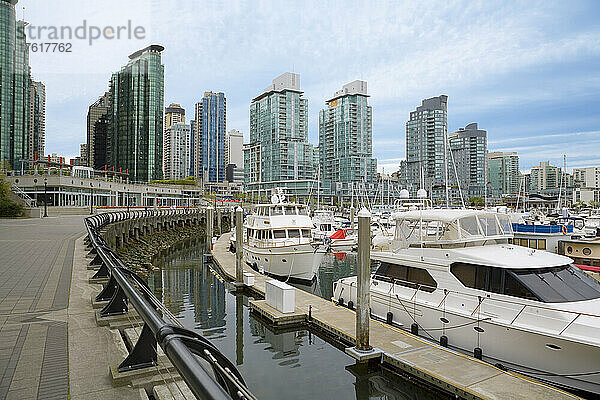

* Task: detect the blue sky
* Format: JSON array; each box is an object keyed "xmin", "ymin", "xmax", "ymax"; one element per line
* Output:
[{"xmin": 20, "ymin": 0, "xmax": 600, "ymax": 173}]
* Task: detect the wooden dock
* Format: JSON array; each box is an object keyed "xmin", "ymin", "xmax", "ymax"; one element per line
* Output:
[{"xmin": 211, "ymin": 232, "xmax": 581, "ymax": 400}]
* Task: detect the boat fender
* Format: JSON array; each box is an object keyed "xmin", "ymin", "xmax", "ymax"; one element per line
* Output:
[
  {"xmin": 474, "ymin": 347, "xmax": 482, "ymax": 360},
  {"xmin": 440, "ymin": 335, "xmax": 448, "ymax": 348},
  {"xmin": 386, "ymin": 312, "xmax": 393, "ymax": 325},
  {"xmin": 338, "ymin": 297, "xmax": 344, "ymax": 306},
  {"xmin": 347, "ymin": 300, "xmax": 354, "ymax": 310},
  {"xmin": 410, "ymin": 323, "xmax": 419, "ymax": 336}
]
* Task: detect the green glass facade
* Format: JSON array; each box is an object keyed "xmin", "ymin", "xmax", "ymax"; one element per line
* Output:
[
  {"xmin": 1, "ymin": 1, "xmax": 31, "ymax": 170},
  {"xmin": 318, "ymin": 81, "xmax": 376, "ymax": 201},
  {"xmin": 488, "ymin": 151, "xmax": 519, "ymax": 198},
  {"xmin": 108, "ymin": 45, "xmax": 164, "ymax": 182},
  {"xmin": 244, "ymin": 73, "xmax": 315, "ymax": 200}
]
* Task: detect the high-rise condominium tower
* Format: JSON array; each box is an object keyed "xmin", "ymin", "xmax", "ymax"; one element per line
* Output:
[
  {"xmin": 244, "ymin": 72, "xmax": 315, "ymax": 200},
  {"xmin": 319, "ymin": 80, "xmax": 376, "ymax": 202},
  {"xmin": 448, "ymin": 123, "xmax": 487, "ymax": 200},
  {"xmin": 403, "ymin": 95, "xmax": 448, "ymax": 199},
  {"xmin": 87, "ymin": 92, "xmax": 110, "ymax": 170},
  {"xmin": 488, "ymin": 151, "xmax": 519, "ymax": 198},
  {"xmin": 0, "ymin": 0, "xmax": 31, "ymax": 170},
  {"xmin": 193, "ymin": 92, "xmax": 226, "ymax": 182},
  {"xmin": 28, "ymin": 80, "xmax": 45, "ymax": 160},
  {"xmin": 164, "ymin": 123, "xmax": 190, "ymax": 180},
  {"xmin": 108, "ymin": 45, "xmax": 165, "ymax": 182}
]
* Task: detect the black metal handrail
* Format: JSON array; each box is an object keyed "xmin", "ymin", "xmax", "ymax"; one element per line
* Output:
[{"xmin": 84, "ymin": 209, "xmax": 255, "ymax": 400}]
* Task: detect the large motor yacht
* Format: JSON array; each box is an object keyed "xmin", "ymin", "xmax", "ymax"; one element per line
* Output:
[
  {"xmin": 243, "ymin": 192, "xmax": 326, "ymax": 283},
  {"xmin": 332, "ymin": 209, "xmax": 600, "ymax": 394}
]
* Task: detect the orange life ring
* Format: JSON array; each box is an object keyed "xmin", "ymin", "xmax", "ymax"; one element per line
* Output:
[{"xmin": 562, "ymin": 225, "xmax": 568, "ymax": 235}]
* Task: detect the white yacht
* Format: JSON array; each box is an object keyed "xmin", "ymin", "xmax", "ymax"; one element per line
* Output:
[
  {"xmin": 312, "ymin": 209, "xmax": 337, "ymax": 241},
  {"xmin": 333, "ymin": 209, "xmax": 600, "ymax": 394},
  {"xmin": 243, "ymin": 193, "xmax": 326, "ymax": 283}
]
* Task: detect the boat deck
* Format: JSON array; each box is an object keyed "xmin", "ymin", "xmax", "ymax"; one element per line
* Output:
[{"xmin": 212, "ymin": 232, "xmax": 580, "ymax": 400}]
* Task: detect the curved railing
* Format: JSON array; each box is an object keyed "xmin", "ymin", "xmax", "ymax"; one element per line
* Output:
[{"xmin": 84, "ymin": 209, "xmax": 256, "ymax": 400}]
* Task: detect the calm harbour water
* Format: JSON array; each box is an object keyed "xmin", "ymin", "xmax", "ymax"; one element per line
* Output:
[{"xmin": 148, "ymin": 237, "xmax": 447, "ymax": 400}]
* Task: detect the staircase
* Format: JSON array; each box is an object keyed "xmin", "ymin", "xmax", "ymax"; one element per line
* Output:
[{"xmin": 11, "ymin": 184, "xmax": 37, "ymax": 208}]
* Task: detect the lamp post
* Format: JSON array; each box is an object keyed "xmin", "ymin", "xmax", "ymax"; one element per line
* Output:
[{"xmin": 43, "ymin": 178, "xmax": 48, "ymax": 217}]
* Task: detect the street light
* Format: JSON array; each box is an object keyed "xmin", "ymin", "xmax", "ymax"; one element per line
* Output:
[{"xmin": 43, "ymin": 178, "xmax": 48, "ymax": 217}]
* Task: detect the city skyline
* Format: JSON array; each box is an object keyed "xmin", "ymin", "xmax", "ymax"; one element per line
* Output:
[{"xmin": 16, "ymin": 0, "xmax": 600, "ymax": 173}]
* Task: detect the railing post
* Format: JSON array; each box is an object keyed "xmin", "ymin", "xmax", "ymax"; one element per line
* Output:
[{"xmin": 235, "ymin": 206, "xmax": 244, "ymax": 285}]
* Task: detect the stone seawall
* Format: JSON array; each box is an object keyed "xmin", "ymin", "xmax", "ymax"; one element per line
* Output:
[{"xmin": 116, "ymin": 224, "xmax": 205, "ymax": 276}]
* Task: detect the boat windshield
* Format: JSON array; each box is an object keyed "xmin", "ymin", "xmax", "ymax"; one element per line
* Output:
[
  {"xmin": 451, "ymin": 262, "xmax": 600, "ymax": 303},
  {"xmin": 512, "ymin": 265, "xmax": 600, "ymax": 303},
  {"xmin": 394, "ymin": 212, "xmax": 510, "ymax": 248}
]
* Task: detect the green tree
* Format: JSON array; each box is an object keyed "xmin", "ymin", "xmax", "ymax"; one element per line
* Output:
[
  {"xmin": 468, "ymin": 196, "xmax": 485, "ymax": 207},
  {"xmin": 0, "ymin": 179, "xmax": 24, "ymax": 217}
]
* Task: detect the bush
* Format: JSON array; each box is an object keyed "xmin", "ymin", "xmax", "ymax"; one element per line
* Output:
[
  {"xmin": 150, "ymin": 176, "xmax": 197, "ymax": 186},
  {"xmin": 0, "ymin": 179, "xmax": 24, "ymax": 217}
]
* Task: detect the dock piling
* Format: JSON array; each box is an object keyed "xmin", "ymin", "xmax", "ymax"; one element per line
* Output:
[
  {"xmin": 356, "ymin": 207, "xmax": 372, "ymax": 351},
  {"xmin": 235, "ymin": 206, "xmax": 244, "ymax": 285},
  {"xmin": 206, "ymin": 207, "xmax": 214, "ymax": 254},
  {"xmin": 345, "ymin": 207, "xmax": 382, "ymax": 362}
]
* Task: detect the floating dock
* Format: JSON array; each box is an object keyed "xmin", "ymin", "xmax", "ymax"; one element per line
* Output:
[{"xmin": 211, "ymin": 232, "xmax": 581, "ymax": 400}]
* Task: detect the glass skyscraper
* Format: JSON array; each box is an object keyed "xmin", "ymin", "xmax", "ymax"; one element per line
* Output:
[
  {"xmin": 108, "ymin": 45, "xmax": 165, "ymax": 182},
  {"xmin": 448, "ymin": 123, "xmax": 487, "ymax": 200},
  {"xmin": 194, "ymin": 92, "xmax": 226, "ymax": 183},
  {"xmin": 28, "ymin": 80, "xmax": 45, "ymax": 161},
  {"xmin": 1, "ymin": 0, "xmax": 31, "ymax": 170},
  {"xmin": 318, "ymin": 80, "xmax": 377, "ymax": 202},
  {"xmin": 87, "ymin": 92, "xmax": 110, "ymax": 170},
  {"xmin": 488, "ymin": 151, "xmax": 519, "ymax": 198},
  {"xmin": 244, "ymin": 72, "xmax": 315, "ymax": 200},
  {"xmin": 402, "ymin": 95, "xmax": 448, "ymax": 200}
]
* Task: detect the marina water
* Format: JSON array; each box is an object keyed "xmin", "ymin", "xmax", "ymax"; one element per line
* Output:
[{"xmin": 148, "ymin": 237, "xmax": 447, "ymax": 400}]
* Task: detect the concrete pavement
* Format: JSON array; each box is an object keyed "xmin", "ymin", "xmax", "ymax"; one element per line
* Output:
[{"xmin": 0, "ymin": 216, "xmax": 83, "ymax": 400}]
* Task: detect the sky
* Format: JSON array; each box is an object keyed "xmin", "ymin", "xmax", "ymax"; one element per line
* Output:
[{"xmin": 19, "ymin": 0, "xmax": 600, "ymax": 173}]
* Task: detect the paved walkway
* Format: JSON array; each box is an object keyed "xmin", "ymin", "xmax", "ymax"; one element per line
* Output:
[{"xmin": 0, "ymin": 216, "xmax": 84, "ymax": 400}]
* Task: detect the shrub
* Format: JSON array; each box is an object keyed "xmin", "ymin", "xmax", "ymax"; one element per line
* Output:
[{"xmin": 0, "ymin": 179, "xmax": 24, "ymax": 217}]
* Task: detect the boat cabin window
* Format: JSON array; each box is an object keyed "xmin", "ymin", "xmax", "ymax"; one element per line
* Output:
[
  {"xmin": 287, "ymin": 229, "xmax": 300, "ymax": 238},
  {"xmin": 451, "ymin": 263, "xmax": 539, "ymax": 301},
  {"xmin": 451, "ymin": 263, "xmax": 600, "ymax": 302},
  {"xmin": 297, "ymin": 207, "xmax": 308, "ymax": 215},
  {"xmin": 497, "ymin": 214, "xmax": 513, "ymax": 234},
  {"xmin": 271, "ymin": 207, "xmax": 283, "ymax": 216},
  {"xmin": 301, "ymin": 229, "xmax": 311, "ymax": 238},
  {"xmin": 459, "ymin": 216, "xmax": 481, "ymax": 236},
  {"xmin": 273, "ymin": 230, "xmax": 286, "ymax": 239},
  {"xmin": 478, "ymin": 215, "xmax": 501, "ymax": 236},
  {"xmin": 374, "ymin": 262, "xmax": 437, "ymax": 292},
  {"xmin": 283, "ymin": 206, "xmax": 296, "ymax": 215}
]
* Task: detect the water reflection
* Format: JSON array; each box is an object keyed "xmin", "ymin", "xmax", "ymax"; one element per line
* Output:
[{"xmin": 149, "ymin": 236, "xmax": 448, "ymax": 400}]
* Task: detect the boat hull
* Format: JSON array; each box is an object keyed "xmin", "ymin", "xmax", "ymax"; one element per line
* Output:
[
  {"xmin": 244, "ymin": 243, "xmax": 326, "ymax": 282},
  {"xmin": 333, "ymin": 278, "xmax": 600, "ymax": 394}
]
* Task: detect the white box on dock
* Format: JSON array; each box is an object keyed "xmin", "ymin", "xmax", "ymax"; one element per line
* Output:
[
  {"xmin": 243, "ymin": 272, "xmax": 255, "ymax": 286},
  {"xmin": 265, "ymin": 280, "xmax": 295, "ymax": 314}
]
